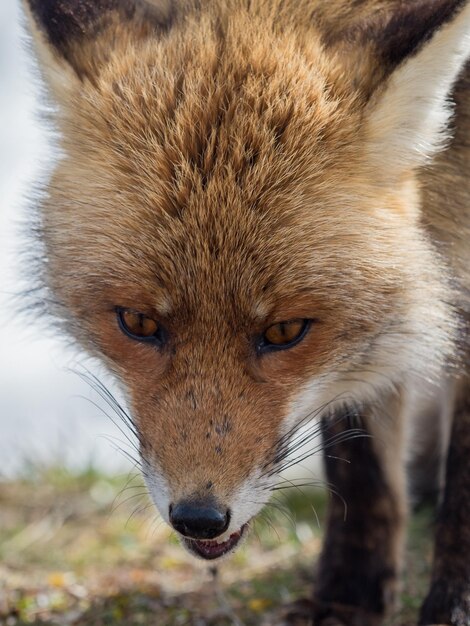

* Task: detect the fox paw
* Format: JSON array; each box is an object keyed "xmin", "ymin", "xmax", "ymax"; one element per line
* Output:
[
  {"xmin": 278, "ymin": 599, "xmax": 383, "ymax": 626},
  {"xmin": 310, "ymin": 598, "xmax": 383, "ymax": 626},
  {"xmin": 277, "ymin": 599, "xmax": 314, "ymax": 625},
  {"xmin": 418, "ymin": 578, "xmax": 470, "ymax": 626}
]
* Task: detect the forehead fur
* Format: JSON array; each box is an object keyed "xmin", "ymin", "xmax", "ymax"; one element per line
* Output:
[{"xmin": 43, "ymin": 6, "xmax": 375, "ymax": 315}]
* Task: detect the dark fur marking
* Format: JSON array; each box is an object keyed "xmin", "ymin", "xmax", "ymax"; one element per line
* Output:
[
  {"xmin": 186, "ymin": 389, "xmax": 197, "ymax": 411},
  {"xmin": 215, "ymin": 416, "xmax": 232, "ymax": 437},
  {"xmin": 313, "ymin": 410, "xmax": 401, "ymax": 620},
  {"xmin": 27, "ymin": 0, "xmax": 135, "ymax": 55},
  {"xmin": 368, "ymin": 0, "xmax": 468, "ymax": 70},
  {"xmin": 325, "ymin": 0, "xmax": 468, "ymax": 94},
  {"xmin": 419, "ymin": 388, "xmax": 470, "ymax": 626},
  {"xmin": 26, "ymin": 0, "xmax": 176, "ymax": 73}
]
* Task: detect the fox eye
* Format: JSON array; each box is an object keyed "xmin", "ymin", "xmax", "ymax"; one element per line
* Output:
[
  {"xmin": 116, "ymin": 308, "xmax": 164, "ymax": 344},
  {"xmin": 260, "ymin": 319, "xmax": 310, "ymax": 352}
]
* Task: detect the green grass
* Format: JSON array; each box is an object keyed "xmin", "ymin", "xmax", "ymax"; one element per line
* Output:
[{"xmin": 0, "ymin": 466, "xmax": 434, "ymax": 625}]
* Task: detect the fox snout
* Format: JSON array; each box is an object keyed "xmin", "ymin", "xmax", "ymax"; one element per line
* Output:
[
  {"xmin": 168, "ymin": 498, "xmax": 249, "ymax": 561},
  {"xmin": 169, "ymin": 499, "xmax": 230, "ymax": 540},
  {"xmin": 139, "ymin": 392, "xmax": 283, "ymax": 561}
]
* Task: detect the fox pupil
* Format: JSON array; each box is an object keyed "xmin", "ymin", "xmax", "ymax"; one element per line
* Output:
[
  {"xmin": 117, "ymin": 308, "xmax": 161, "ymax": 342},
  {"xmin": 261, "ymin": 319, "xmax": 309, "ymax": 350}
]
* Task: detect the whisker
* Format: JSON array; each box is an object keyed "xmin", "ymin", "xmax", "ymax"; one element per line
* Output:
[
  {"xmin": 125, "ymin": 501, "xmax": 157, "ymax": 529},
  {"xmin": 264, "ymin": 499, "xmax": 297, "ymax": 530},
  {"xmin": 256, "ymin": 510, "xmax": 282, "ymax": 543},
  {"xmin": 72, "ymin": 367, "xmax": 141, "ymax": 441},
  {"xmin": 262, "ymin": 394, "xmax": 359, "ymax": 476},
  {"xmin": 111, "ymin": 491, "xmax": 150, "ymax": 515},
  {"xmin": 270, "ymin": 428, "xmax": 368, "ymax": 477},
  {"xmin": 147, "ymin": 515, "xmax": 166, "ymax": 540},
  {"xmin": 105, "ymin": 441, "xmax": 144, "ymax": 471}
]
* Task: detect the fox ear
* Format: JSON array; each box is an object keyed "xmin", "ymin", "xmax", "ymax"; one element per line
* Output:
[
  {"xmin": 363, "ymin": 0, "xmax": 470, "ymax": 177},
  {"xmin": 23, "ymin": 0, "xmax": 173, "ymax": 83}
]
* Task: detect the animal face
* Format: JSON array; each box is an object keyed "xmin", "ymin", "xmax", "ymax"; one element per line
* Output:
[{"xmin": 24, "ymin": 0, "xmax": 466, "ymax": 559}]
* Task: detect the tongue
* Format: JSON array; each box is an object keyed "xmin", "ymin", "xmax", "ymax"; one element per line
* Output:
[
  {"xmin": 189, "ymin": 528, "xmax": 242, "ymax": 559},
  {"xmin": 194, "ymin": 538, "xmax": 231, "ymax": 558}
]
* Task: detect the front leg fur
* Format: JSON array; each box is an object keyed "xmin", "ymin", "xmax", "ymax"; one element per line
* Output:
[{"xmin": 312, "ymin": 394, "xmax": 407, "ymax": 626}]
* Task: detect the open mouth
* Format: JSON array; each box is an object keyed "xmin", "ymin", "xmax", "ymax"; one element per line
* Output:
[{"xmin": 182, "ymin": 523, "xmax": 248, "ymax": 560}]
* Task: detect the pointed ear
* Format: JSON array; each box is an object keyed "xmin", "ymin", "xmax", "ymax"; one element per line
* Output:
[
  {"xmin": 23, "ymin": 0, "xmax": 174, "ymax": 84},
  {"xmin": 363, "ymin": 0, "xmax": 470, "ymax": 177}
]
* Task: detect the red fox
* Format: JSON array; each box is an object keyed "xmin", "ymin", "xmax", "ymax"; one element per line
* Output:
[{"xmin": 23, "ymin": 1, "xmax": 470, "ymax": 624}]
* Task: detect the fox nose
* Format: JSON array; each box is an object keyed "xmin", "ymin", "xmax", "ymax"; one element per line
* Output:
[{"xmin": 169, "ymin": 500, "xmax": 230, "ymax": 539}]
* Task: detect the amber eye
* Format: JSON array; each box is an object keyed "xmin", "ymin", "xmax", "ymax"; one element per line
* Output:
[
  {"xmin": 116, "ymin": 308, "xmax": 164, "ymax": 344},
  {"xmin": 260, "ymin": 319, "xmax": 310, "ymax": 352}
]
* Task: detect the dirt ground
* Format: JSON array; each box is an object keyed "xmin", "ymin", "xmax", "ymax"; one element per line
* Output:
[{"xmin": 0, "ymin": 466, "xmax": 435, "ymax": 625}]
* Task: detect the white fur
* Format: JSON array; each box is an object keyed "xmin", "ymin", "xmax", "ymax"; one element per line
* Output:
[
  {"xmin": 142, "ymin": 458, "xmax": 172, "ymax": 524},
  {"xmin": 366, "ymin": 2, "xmax": 470, "ymax": 173},
  {"xmin": 142, "ymin": 458, "xmax": 272, "ymax": 542},
  {"xmin": 226, "ymin": 470, "xmax": 274, "ymax": 535}
]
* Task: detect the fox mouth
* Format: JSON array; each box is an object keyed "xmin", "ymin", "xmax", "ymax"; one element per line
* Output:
[{"xmin": 181, "ymin": 523, "xmax": 249, "ymax": 560}]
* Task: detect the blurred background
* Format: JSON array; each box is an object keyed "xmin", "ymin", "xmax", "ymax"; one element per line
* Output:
[{"xmin": 0, "ymin": 0, "xmax": 131, "ymax": 479}]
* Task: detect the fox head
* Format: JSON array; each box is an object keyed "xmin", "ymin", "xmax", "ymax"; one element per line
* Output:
[{"xmin": 23, "ymin": 0, "xmax": 470, "ymax": 559}]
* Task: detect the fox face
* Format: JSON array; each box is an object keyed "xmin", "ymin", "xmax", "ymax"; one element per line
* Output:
[{"xmin": 24, "ymin": 0, "xmax": 469, "ymax": 563}]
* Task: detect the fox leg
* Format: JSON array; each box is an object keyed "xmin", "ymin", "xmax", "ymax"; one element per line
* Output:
[
  {"xmin": 312, "ymin": 396, "xmax": 407, "ymax": 626},
  {"xmin": 418, "ymin": 380, "xmax": 470, "ymax": 626}
]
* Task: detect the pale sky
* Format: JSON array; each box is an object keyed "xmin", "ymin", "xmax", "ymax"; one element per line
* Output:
[{"xmin": 0, "ymin": 0, "xmax": 133, "ymax": 477}]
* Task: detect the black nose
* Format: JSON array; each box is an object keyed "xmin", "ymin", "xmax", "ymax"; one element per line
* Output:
[{"xmin": 169, "ymin": 500, "xmax": 230, "ymax": 540}]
